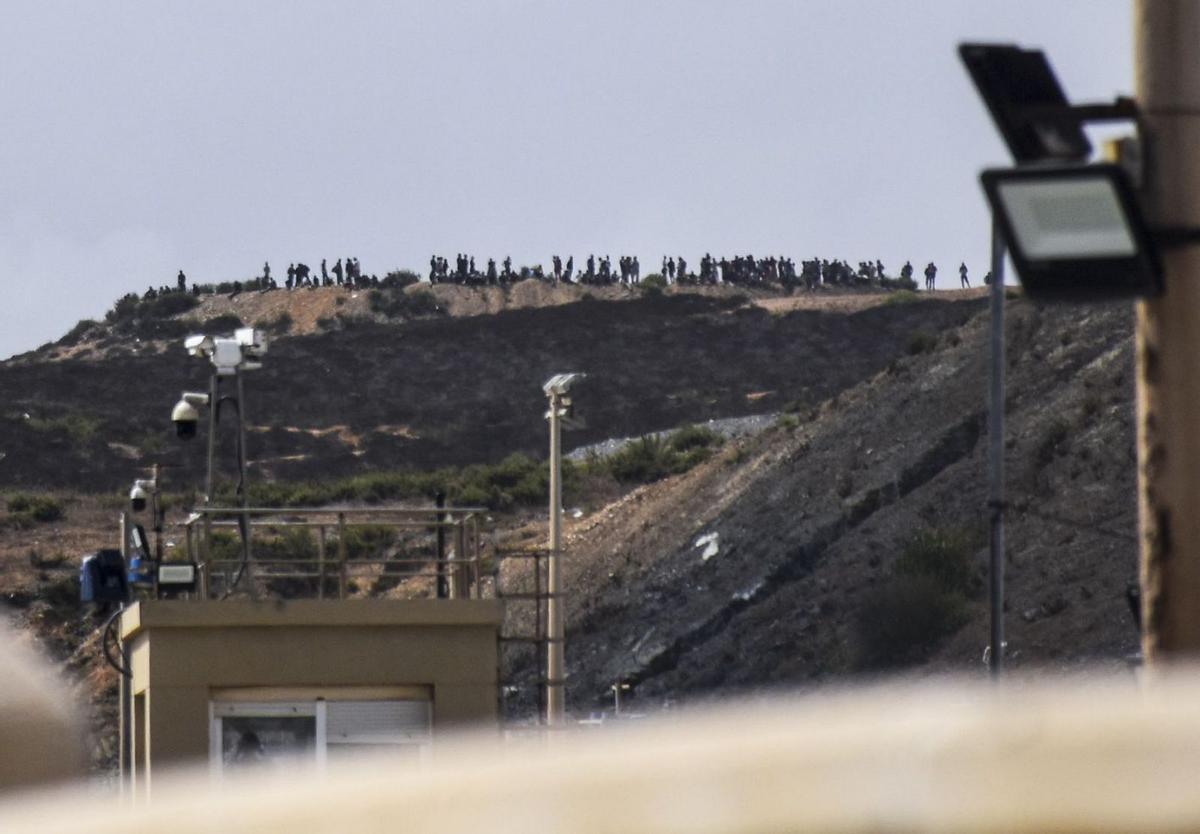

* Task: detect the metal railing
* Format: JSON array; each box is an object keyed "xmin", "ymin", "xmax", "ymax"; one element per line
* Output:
[{"xmin": 181, "ymin": 506, "xmax": 487, "ymax": 600}]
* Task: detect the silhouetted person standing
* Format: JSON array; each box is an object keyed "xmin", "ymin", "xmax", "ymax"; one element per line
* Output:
[
  {"xmin": 959, "ymin": 262, "xmax": 969, "ymax": 288},
  {"xmin": 924, "ymin": 262, "xmax": 937, "ymax": 291},
  {"xmin": 177, "ymin": 270, "xmax": 186, "ymax": 292}
]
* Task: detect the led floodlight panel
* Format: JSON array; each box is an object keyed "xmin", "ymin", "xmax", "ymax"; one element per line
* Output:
[
  {"xmin": 959, "ymin": 43, "xmax": 1091, "ymax": 164},
  {"xmin": 981, "ymin": 165, "xmax": 1162, "ymax": 300}
]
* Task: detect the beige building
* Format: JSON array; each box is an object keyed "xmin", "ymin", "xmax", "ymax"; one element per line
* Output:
[{"xmin": 120, "ymin": 598, "xmax": 503, "ymax": 798}]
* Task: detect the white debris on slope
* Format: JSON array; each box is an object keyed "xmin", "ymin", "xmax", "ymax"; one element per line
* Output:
[{"xmin": 694, "ymin": 531, "xmax": 720, "ymax": 562}]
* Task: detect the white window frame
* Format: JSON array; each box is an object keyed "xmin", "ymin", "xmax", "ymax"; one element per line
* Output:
[{"xmin": 209, "ymin": 693, "xmax": 431, "ymax": 777}]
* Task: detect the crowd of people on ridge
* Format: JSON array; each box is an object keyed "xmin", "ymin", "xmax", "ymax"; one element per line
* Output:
[
  {"xmin": 426, "ymin": 253, "xmax": 976, "ymax": 291},
  {"xmin": 141, "ymin": 254, "xmax": 979, "ymax": 302}
]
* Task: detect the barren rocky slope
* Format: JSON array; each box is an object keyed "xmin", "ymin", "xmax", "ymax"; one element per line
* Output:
[{"xmin": 510, "ymin": 297, "xmax": 1140, "ymax": 713}]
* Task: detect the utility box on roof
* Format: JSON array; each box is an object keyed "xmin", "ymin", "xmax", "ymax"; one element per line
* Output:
[{"xmin": 119, "ymin": 598, "xmax": 502, "ymax": 800}]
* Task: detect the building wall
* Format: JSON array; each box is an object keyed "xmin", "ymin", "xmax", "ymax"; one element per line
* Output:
[{"xmin": 121, "ymin": 599, "xmax": 502, "ymax": 792}]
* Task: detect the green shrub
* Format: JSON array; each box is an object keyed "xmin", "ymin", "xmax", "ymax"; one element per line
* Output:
[
  {"xmin": 57, "ymin": 319, "xmax": 101, "ymax": 347},
  {"xmin": 200, "ymin": 314, "xmax": 245, "ymax": 334},
  {"xmin": 880, "ymin": 276, "xmax": 919, "ymax": 291},
  {"xmin": 667, "ymin": 424, "xmax": 722, "ymax": 453},
  {"xmin": 907, "ymin": 331, "xmax": 936, "ymax": 355},
  {"xmin": 24, "ymin": 413, "xmax": 101, "ymax": 442},
  {"xmin": 854, "ymin": 575, "xmax": 968, "ymax": 669},
  {"xmin": 853, "ymin": 526, "xmax": 979, "ymax": 670},
  {"xmin": 233, "ymin": 428, "xmax": 714, "ymax": 514},
  {"xmin": 1035, "ymin": 417, "xmax": 1071, "ymax": 466},
  {"xmin": 105, "ymin": 293, "xmax": 142, "ymax": 323},
  {"xmin": 260, "ymin": 311, "xmax": 293, "ymax": 335},
  {"xmin": 368, "ymin": 288, "xmax": 443, "ymax": 319},
  {"xmin": 253, "ymin": 528, "xmax": 317, "ymax": 562},
  {"xmin": 205, "ymin": 531, "xmax": 242, "ymax": 563},
  {"xmin": 640, "ymin": 274, "xmax": 668, "ymax": 290},
  {"xmin": 894, "ymin": 528, "xmax": 980, "ymax": 598},
  {"xmin": 588, "ymin": 426, "xmax": 723, "ymax": 485},
  {"xmin": 134, "ymin": 316, "xmax": 195, "ymax": 340},
  {"xmin": 145, "ymin": 292, "xmax": 200, "ymax": 318},
  {"xmin": 776, "ymin": 413, "xmax": 800, "ymax": 431},
  {"xmin": 882, "ymin": 290, "xmax": 921, "ymax": 306},
  {"xmin": 6, "ymin": 493, "xmax": 64, "ymax": 524},
  {"xmin": 406, "ymin": 290, "xmax": 442, "ymax": 317},
  {"xmin": 337, "ymin": 525, "xmax": 396, "ymax": 560},
  {"xmin": 381, "ymin": 270, "xmax": 420, "ymax": 289},
  {"xmin": 605, "ymin": 436, "xmax": 674, "ymax": 483}
]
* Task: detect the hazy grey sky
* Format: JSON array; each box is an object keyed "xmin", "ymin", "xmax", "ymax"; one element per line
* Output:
[{"xmin": 1, "ymin": 1, "xmax": 1131, "ymax": 359}]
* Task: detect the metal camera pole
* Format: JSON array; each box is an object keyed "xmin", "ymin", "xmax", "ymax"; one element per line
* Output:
[
  {"xmin": 988, "ymin": 218, "xmax": 1007, "ymax": 677},
  {"xmin": 204, "ymin": 373, "xmax": 219, "ymax": 504},
  {"xmin": 546, "ymin": 390, "xmax": 565, "ymax": 725}
]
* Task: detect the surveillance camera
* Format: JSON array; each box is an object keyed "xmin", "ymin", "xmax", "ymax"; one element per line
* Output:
[
  {"xmin": 129, "ymin": 484, "xmax": 147, "ymax": 512},
  {"xmin": 172, "ymin": 397, "xmax": 201, "ymax": 440},
  {"xmin": 129, "ymin": 479, "xmax": 155, "ymax": 512},
  {"xmin": 543, "ymin": 372, "xmax": 586, "ymax": 397},
  {"xmin": 184, "ymin": 334, "xmax": 215, "ymax": 357},
  {"xmin": 235, "ymin": 327, "xmax": 267, "ymax": 355}
]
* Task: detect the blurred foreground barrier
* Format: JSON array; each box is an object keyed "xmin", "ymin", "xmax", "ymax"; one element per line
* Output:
[
  {"xmin": 0, "ymin": 625, "xmax": 84, "ymax": 792},
  {"xmin": 11, "ymin": 673, "xmax": 1200, "ymax": 832}
]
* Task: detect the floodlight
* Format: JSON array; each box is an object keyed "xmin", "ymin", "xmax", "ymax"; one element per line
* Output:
[
  {"xmin": 981, "ymin": 164, "xmax": 1162, "ymax": 299},
  {"xmin": 157, "ymin": 562, "xmax": 198, "ymax": 593},
  {"xmin": 959, "ymin": 43, "xmax": 1091, "ymax": 163}
]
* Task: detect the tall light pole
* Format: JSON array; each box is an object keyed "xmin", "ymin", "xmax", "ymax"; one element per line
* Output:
[
  {"xmin": 1135, "ymin": 1, "xmax": 1200, "ymax": 660},
  {"xmin": 987, "ymin": 220, "xmax": 1006, "ymax": 676},
  {"xmin": 543, "ymin": 373, "xmax": 584, "ymax": 726}
]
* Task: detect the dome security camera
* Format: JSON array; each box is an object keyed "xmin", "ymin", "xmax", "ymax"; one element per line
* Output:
[
  {"xmin": 172, "ymin": 397, "xmax": 202, "ymax": 440},
  {"xmin": 129, "ymin": 483, "xmax": 148, "ymax": 512}
]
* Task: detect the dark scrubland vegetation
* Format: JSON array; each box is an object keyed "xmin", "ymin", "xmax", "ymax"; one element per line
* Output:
[{"xmin": 0, "ymin": 292, "xmax": 984, "ymax": 492}]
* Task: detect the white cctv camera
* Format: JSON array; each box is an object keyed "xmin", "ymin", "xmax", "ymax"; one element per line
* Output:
[
  {"xmin": 543, "ymin": 372, "xmax": 586, "ymax": 397},
  {"xmin": 129, "ymin": 482, "xmax": 149, "ymax": 512},
  {"xmin": 235, "ymin": 327, "xmax": 267, "ymax": 355},
  {"xmin": 184, "ymin": 334, "xmax": 215, "ymax": 357},
  {"xmin": 171, "ymin": 392, "xmax": 209, "ymax": 440}
]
